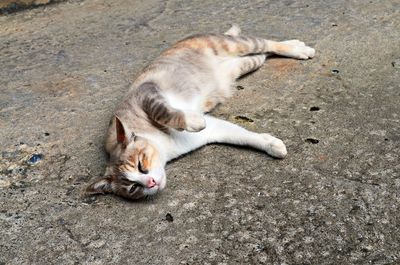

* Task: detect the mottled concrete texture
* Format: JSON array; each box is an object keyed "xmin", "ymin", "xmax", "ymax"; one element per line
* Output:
[{"xmin": 1, "ymin": 0, "xmax": 399, "ymax": 264}]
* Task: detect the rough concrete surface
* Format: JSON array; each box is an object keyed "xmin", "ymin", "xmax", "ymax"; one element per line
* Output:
[{"xmin": 1, "ymin": 0, "xmax": 399, "ymax": 264}]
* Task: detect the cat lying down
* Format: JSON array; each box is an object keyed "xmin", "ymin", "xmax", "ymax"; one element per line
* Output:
[{"xmin": 86, "ymin": 25, "xmax": 315, "ymax": 200}]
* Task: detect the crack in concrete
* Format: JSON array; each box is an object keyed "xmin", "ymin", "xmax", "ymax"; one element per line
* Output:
[
  {"xmin": 59, "ymin": 220, "xmax": 89, "ymax": 256},
  {"xmin": 134, "ymin": 0, "xmax": 169, "ymax": 32},
  {"xmin": 147, "ymin": 0, "xmax": 168, "ymax": 27}
]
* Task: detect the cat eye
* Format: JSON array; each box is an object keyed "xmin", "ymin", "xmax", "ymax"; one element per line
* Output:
[
  {"xmin": 129, "ymin": 183, "xmax": 141, "ymax": 193},
  {"xmin": 138, "ymin": 161, "xmax": 149, "ymax": 174}
]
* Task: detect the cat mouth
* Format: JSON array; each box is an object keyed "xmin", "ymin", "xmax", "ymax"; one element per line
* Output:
[{"xmin": 144, "ymin": 185, "xmax": 160, "ymax": 196}]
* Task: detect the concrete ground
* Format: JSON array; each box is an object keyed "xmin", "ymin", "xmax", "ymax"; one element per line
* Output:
[{"xmin": 1, "ymin": 0, "xmax": 399, "ymax": 264}]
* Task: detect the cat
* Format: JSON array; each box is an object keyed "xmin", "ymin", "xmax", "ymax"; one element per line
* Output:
[{"xmin": 85, "ymin": 25, "xmax": 315, "ymax": 200}]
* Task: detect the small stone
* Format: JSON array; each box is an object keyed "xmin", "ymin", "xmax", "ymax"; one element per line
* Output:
[
  {"xmin": 310, "ymin": 106, "xmax": 320, "ymax": 111},
  {"xmin": 165, "ymin": 213, "xmax": 174, "ymax": 222},
  {"xmin": 331, "ymin": 69, "xmax": 340, "ymax": 74},
  {"xmin": 0, "ymin": 179, "xmax": 11, "ymax": 188},
  {"xmin": 392, "ymin": 59, "xmax": 400, "ymax": 69},
  {"xmin": 87, "ymin": 239, "xmax": 106, "ymax": 249},
  {"xmin": 361, "ymin": 245, "xmax": 373, "ymax": 252},
  {"xmin": 255, "ymin": 244, "xmax": 264, "ymax": 252},
  {"xmin": 235, "ymin": 115, "xmax": 254, "ymax": 123},
  {"xmin": 305, "ymin": 138, "xmax": 319, "ymax": 144},
  {"xmin": 7, "ymin": 164, "xmax": 17, "ymax": 171},
  {"xmin": 82, "ymin": 196, "xmax": 97, "ymax": 204},
  {"xmin": 18, "ymin": 144, "xmax": 28, "ymax": 151},
  {"xmin": 27, "ymin": 154, "xmax": 43, "ymax": 164}
]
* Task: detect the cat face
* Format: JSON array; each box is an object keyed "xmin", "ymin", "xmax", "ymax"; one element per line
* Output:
[{"xmin": 86, "ymin": 117, "xmax": 166, "ymax": 200}]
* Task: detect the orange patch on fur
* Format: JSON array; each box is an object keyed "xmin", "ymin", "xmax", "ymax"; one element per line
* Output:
[
  {"xmin": 272, "ymin": 43, "xmax": 291, "ymax": 54},
  {"xmin": 221, "ymin": 41, "xmax": 230, "ymax": 52},
  {"xmin": 141, "ymin": 155, "xmax": 151, "ymax": 171},
  {"xmin": 187, "ymin": 39, "xmax": 206, "ymax": 50},
  {"xmin": 162, "ymin": 47, "xmax": 182, "ymax": 56},
  {"xmin": 128, "ymin": 152, "xmax": 139, "ymax": 166},
  {"xmin": 237, "ymin": 43, "xmax": 248, "ymax": 55},
  {"xmin": 163, "ymin": 37, "xmax": 218, "ymax": 55},
  {"xmin": 203, "ymin": 99, "xmax": 217, "ymax": 112},
  {"xmin": 203, "ymin": 38, "xmax": 217, "ymax": 54}
]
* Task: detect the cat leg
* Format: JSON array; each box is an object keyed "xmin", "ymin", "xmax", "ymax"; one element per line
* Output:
[
  {"xmin": 179, "ymin": 34, "xmax": 315, "ymax": 59},
  {"xmin": 203, "ymin": 115, "xmax": 287, "ymax": 158},
  {"xmin": 202, "ymin": 55, "xmax": 266, "ymax": 112},
  {"xmin": 221, "ymin": 35, "xmax": 315, "ymax": 59},
  {"xmin": 145, "ymin": 99, "xmax": 206, "ymax": 133},
  {"xmin": 269, "ymin": 39, "xmax": 316, "ymax": 59},
  {"xmin": 224, "ymin": 54, "xmax": 267, "ymax": 79},
  {"xmin": 166, "ymin": 115, "xmax": 287, "ymax": 161},
  {"xmin": 170, "ymin": 31, "xmax": 315, "ymax": 60},
  {"xmin": 138, "ymin": 82, "xmax": 206, "ymax": 132}
]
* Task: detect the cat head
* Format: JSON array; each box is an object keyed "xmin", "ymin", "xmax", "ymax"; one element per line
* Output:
[{"xmin": 86, "ymin": 116, "xmax": 166, "ymax": 200}]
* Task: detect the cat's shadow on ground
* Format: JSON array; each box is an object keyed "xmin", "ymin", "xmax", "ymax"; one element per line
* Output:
[{"xmin": 238, "ymin": 54, "xmax": 293, "ymax": 80}]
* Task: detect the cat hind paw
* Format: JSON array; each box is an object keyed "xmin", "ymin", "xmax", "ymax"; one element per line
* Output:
[{"xmin": 281, "ymin": 40, "xmax": 315, "ymax": 60}]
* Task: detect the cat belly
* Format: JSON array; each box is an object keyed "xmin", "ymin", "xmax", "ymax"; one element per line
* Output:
[{"xmin": 164, "ymin": 91, "xmax": 204, "ymax": 112}]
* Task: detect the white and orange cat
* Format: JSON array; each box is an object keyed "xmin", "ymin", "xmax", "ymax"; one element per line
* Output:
[{"xmin": 86, "ymin": 25, "xmax": 315, "ymax": 200}]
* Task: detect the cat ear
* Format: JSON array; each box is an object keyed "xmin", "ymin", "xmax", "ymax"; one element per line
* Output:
[
  {"xmin": 115, "ymin": 116, "xmax": 136, "ymax": 147},
  {"xmin": 115, "ymin": 116, "xmax": 129, "ymax": 145},
  {"xmin": 85, "ymin": 176, "xmax": 113, "ymax": 195}
]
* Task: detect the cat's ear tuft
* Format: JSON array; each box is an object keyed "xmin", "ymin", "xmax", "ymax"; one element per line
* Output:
[
  {"xmin": 115, "ymin": 116, "xmax": 128, "ymax": 146},
  {"xmin": 85, "ymin": 176, "xmax": 113, "ymax": 195}
]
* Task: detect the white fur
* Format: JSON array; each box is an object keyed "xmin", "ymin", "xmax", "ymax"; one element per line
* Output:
[
  {"xmin": 144, "ymin": 115, "xmax": 287, "ymax": 167},
  {"xmin": 125, "ymin": 166, "xmax": 167, "ymax": 195},
  {"xmin": 224, "ymin": 24, "xmax": 241, "ymax": 36},
  {"xmin": 279, "ymin": 40, "xmax": 315, "ymax": 59},
  {"xmin": 183, "ymin": 111, "xmax": 207, "ymax": 132}
]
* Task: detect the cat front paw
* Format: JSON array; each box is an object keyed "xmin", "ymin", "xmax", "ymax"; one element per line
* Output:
[
  {"xmin": 261, "ymin": 133, "xmax": 287, "ymax": 158},
  {"xmin": 281, "ymin": 40, "xmax": 315, "ymax": 60},
  {"xmin": 184, "ymin": 112, "xmax": 206, "ymax": 132}
]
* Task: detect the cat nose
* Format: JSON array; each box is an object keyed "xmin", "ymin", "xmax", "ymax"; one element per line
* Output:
[{"xmin": 147, "ymin": 177, "xmax": 156, "ymax": 188}]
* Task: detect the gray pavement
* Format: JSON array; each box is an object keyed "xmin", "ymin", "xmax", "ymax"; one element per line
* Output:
[{"xmin": 1, "ymin": 0, "xmax": 399, "ymax": 264}]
